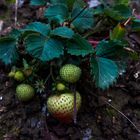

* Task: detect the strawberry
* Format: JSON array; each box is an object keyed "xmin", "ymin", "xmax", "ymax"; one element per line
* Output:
[
  {"xmin": 16, "ymin": 84, "xmax": 35, "ymax": 101},
  {"xmin": 8, "ymin": 71, "xmax": 15, "ymax": 78},
  {"xmin": 47, "ymin": 92, "xmax": 81, "ymax": 123},
  {"xmin": 14, "ymin": 71, "xmax": 25, "ymax": 81},
  {"xmin": 60, "ymin": 64, "xmax": 81, "ymax": 83},
  {"xmin": 56, "ymin": 83, "xmax": 65, "ymax": 91}
]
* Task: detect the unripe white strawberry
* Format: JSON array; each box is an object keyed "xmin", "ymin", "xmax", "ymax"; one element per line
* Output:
[
  {"xmin": 47, "ymin": 92, "xmax": 81, "ymax": 123},
  {"xmin": 60, "ymin": 64, "xmax": 81, "ymax": 83}
]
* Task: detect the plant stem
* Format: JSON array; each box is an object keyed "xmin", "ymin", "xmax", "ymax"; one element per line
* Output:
[
  {"xmin": 105, "ymin": 101, "xmax": 140, "ymax": 133},
  {"xmin": 45, "ymin": 73, "xmax": 51, "ymax": 83},
  {"xmin": 71, "ymin": 84, "xmax": 77, "ymax": 124},
  {"xmin": 50, "ymin": 63, "xmax": 55, "ymax": 82},
  {"xmin": 15, "ymin": 0, "xmax": 18, "ymax": 26},
  {"xmin": 83, "ymin": 19, "xmax": 105, "ymax": 38}
]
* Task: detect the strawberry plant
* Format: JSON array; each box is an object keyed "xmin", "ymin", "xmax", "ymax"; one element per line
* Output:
[{"xmin": 0, "ymin": 0, "xmax": 139, "ymax": 123}]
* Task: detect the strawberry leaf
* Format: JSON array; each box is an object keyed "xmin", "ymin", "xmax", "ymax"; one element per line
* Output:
[
  {"xmin": 90, "ymin": 57, "xmax": 119, "ymax": 90},
  {"xmin": 110, "ymin": 23, "xmax": 126, "ymax": 40},
  {"xmin": 50, "ymin": 0, "xmax": 65, "ymax": 4},
  {"xmin": 51, "ymin": 0, "xmax": 75, "ymax": 10},
  {"xmin": 44, "ymin": 4, "xmax": 69, "ymax": 24},
  {"xmin": 9, "ymin": 29, "xmax": 22, "ymax": 38},
  {"xmin": 104, "ymin": 4, "xmax": 131, "ymax": 21},
  {"xmin": 71, "ymin": 7, "xmax": 94, "ymax": 31},
  {"xmin": 23, "ymin": 22, "xmax": 51, "ymax": 36},
  {"xmin": 131, "ymin": 19, "xmax": 140, "ymax": 32},
  {"xmin": 114, "ymin": 0, "xmax": 129, "ymax": 6},
  {"xmin": 95, "ymin": 40, "xmax": 125, "ymax": 59},
  {"xmin": 30, "ymin": 0, "xmax": 46, "ymax": 6},
  {"xmin": 24, "ymin": 33, "xmax": 64, "ymax": 61},
  {"xmin": 67, "ymin": 34, "xmax": 94, "ymax": 56},
  {"xmin": 0, "ymin": 37, "xmax": 18, "ymax": 65},
  {"xmin": 51, "ymin": 27, "xmax": 74, "ymax": 39}
]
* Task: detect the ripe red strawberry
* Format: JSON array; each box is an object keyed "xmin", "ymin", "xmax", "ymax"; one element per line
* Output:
[
  {"xmin": 16, "ymin": 84, "xmax": 35, "ymax": 101},
  {"xmin": 47, "ymin": 92, "xmax": 81, "ymax": 123},
  {"xmin": 60, "ymin": 64, "xmax": 81, "ymax": 83}
]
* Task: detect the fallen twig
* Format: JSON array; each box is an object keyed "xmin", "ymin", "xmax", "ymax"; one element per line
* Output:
[{"xmin": 15, "ymin": 0, "xmax": 18, "ymax": 26}]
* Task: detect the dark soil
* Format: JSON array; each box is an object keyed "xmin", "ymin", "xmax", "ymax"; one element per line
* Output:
[
  {"xmin": 0, "ymin": 1, "xmax": 140, "ymax": 140},
  {"xmin": 0, "ymin": 63, "xmax": 140, "ymax": 140}
]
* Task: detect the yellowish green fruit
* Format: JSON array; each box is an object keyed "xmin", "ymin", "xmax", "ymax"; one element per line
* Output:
[
  {"xmin": 47, "ymin": 92, "xmax": 81, "ymax": 123},
  {"xmin": 8, "ymin": 71, "xmax": 15, "ymax": 78},
  {"xmin": 16, "ymin": 84, "xmax": 35, "ymax": 101},
  {"xmin": 60, "ymin": 64, "xmax": 81, "ymax": 83},
  {"xmin": 14, "ymin": 71, "xmax": 25, "ymax": 81},
  {"xmin": 56, "ymin": 83, "xmax": 65, "ymax": 91}
]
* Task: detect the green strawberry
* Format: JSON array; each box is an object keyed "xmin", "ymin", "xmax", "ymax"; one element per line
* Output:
[
  {"xmin": 56, "ymin": 83, "xmax": 65, "ymax": 91},
  {"xmin": 60, "ymin": 64, "xmax": 81, "ymax": 83},
  {"xmin": 16, "ymin": 84, "xmax": 35, "ymax": 101},
  {"xmin": 14, "ymin": 71, "xmax": 25, "ymax": 81},
  {"xmin": 8, "ymin": 71, "xmax": 15, "ymax": 78},
  {"xmin": 47, "ymin": 92, "xmax": 81, "ymax": 123}
]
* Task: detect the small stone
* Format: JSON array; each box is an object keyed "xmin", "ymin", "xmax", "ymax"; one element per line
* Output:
[{"xmin": 0, "ymin": 96, "xmax": 3, "ymax": 100}]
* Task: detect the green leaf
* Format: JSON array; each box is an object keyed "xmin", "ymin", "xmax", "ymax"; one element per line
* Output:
[
  {"xmin": 25, "ymin": 34, "xmax": 64, "ymax": 61},
  {"xmin": 0, "ymin": 37, "xmax": 18, "ymax": 65},
  {"xmin": 30, "ymin": 0, "xmax": 46, "ymax": 6},
  {"xmin": 44, "ymin": 4, "xmax": 69, "ymax": 24},
  {"xmin": 9, "ymin": 29, "xmax": 22, "ymax": 39},
  {"xmin": 50, "ymin": 0, "xmax": 76, "ymax": 10},
  {"xmin": 71, "ymin": 7, "xmax": 94, "ymax": 31},
  {"xmin": 24, "ymin": 22, "xmax": 51, "ymax": 36},
  {"xmin": 95, "ymin": 40, "xmax": 124, "ymax": 58},
  {"xmin": 110, "ymin": 23, "xmax": 126, "ymax": 40},
  {"xmin": 73, "ymin": 0, "xmax": 86, "ymax": 8},
  {"xmin": 93, "ymin": 6, "xmax": 104, "ymax": 15},
  {"xmin": 50, "ymin": 0, "xmax": 65, "ymax": 4},
  {"xmin": 67, "ymin": 34, "xmax": 94, "ymax": 56},
  {"xmin": 90, "ymin": 57, "xmax": 119, "ymax": 90},
  {"xmin": 114, "ymin": 0, "xmax": 129, "ymax": 6},
  {"xmin": 66, "ymin": 0, "xmax": 75, "ymax": 9},
  {"xmin": 51, "ymin": 27, "xmax": 74, "ymax": 38},
  {"xmin": 104, "ymin": 4, "xmax": 132, "ymax": 21},
  {"xmin": 131, "ymin": 19, "xmax": 140, "ymax": 32}
]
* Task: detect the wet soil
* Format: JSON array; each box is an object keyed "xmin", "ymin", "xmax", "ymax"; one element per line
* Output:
[
  {"xmin": 0, "ymin": 1, "xmax": 140, "ymax": 140},
  {"xmin": 0, "ymin": 64, "xmax": 140, "ymax": 140}
]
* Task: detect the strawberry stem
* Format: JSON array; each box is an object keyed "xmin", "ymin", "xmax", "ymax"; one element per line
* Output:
[
  {"xmin": 50, "ymin": 62, "xmax": 55, "ymax": 82},
  {"xmin": 71, "ymin": 84, "xmax": 77, "ymax": 124}
]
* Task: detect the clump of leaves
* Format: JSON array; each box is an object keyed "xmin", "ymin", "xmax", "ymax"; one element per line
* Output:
[{"xmin": 0, "ymin": 0, "xmax": 139, "ymax": 90}]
